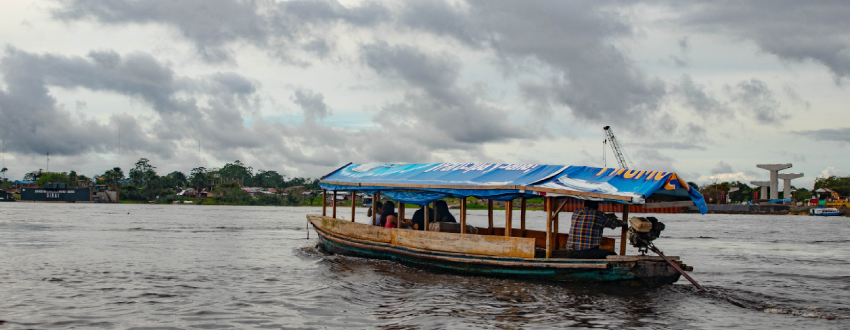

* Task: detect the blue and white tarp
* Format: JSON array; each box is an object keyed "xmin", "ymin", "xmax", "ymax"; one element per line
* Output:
[
  {"xmin": 320, "ymin": 163, "xmax": 707, "ymax": 214},
  {"xmin": 531, "ymin": 166, "xmax": 707, "ymax": 214}
]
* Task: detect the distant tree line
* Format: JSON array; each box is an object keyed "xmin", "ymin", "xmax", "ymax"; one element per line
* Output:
[
  {"xmin": 107, "ymin": 158, "xmax": 322, "ymax": 204},
  {"xmin": 9, "ymin": 158, "xmax": 323, "ymax": 205}
]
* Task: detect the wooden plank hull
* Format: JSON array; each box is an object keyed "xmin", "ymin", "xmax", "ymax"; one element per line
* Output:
[{"xmin": 309, "ymin": 215, "xmax": 681, "ymax": 287}]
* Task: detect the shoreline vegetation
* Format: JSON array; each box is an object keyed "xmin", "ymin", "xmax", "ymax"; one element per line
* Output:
[{"xmin": 4, "ymin": 158, "xmax": 849, "ymax": 214}]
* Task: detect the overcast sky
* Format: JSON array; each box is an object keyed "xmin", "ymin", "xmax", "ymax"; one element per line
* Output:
[{"xmin": 1, "ymin": 0, "xmax": 848, "ymax": 190}]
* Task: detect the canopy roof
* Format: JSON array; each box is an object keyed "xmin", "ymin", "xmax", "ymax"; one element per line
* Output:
[{"xmin": 320, "ymin": 163, "xmax": 707, "ymax": 214}]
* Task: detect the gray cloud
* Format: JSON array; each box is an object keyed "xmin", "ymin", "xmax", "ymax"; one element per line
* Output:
[
  {"xmin": 361, "ymin": 41, "xmax": 528, "ymax": 146},
  {"xmin": 710, "ymin": 160, "xmax": 734, "ymax": 174},
  {"xmin": 54, "ymin": 0, "xmax": 391, "ymax": 64},
  {"xmin": 0, "ymin": 46, "xmax": 504, "ymax": 178},
  {"xmin": 672, "ymin": 75, "xmax": 731, "ymax": 118},
  {"xmin": 291, "ymin": 89, "xmax": 330, "ymax": 123},
  {"xmin": 678, "ymin": 37, "xmax": 690, "ymax": 52},
  {"xmin": 793, "ymin": 127, "xmax": 850, "ymax": 143},
  {"xmin": 54, "ymin": 0, "xmax": 268, "ymax": 63},
  {"xmin": 400, "ymin": 1, "xmax": 667, "ymax": 130},
  {"xmin": 783, "ymin": 84, "xmax": 811, "ymax": 111},
  {"xmin": 0, "ymin": 47, "xmax": 270, "ymax": 160},
  {"xmin": 632, "ymin": 148, "xmax": 677, "ymax": 173},
  {"xmin": 728, "ymin": 79, "xmax": 789, "ymax": 125},
  {"xmin": 54, "ymin": 0, "xmax": 674, "ymax": 137},
  {"xmin": 0, "ymin": 47, "xmax": 159, "ymax": 157},
  {"xmin": 671, "ymin": 1, "xmax": 850, "ymax": 81},
  {"xmin": 630, "ymin": 142, "xmax": 707, "ymax": 151},
  {"xmin": 668, "ymin": 37, "xmax": 690, "ymax": 67}
]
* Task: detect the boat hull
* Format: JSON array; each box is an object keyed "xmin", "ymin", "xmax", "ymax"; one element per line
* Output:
[
  {"xmin": 311, "ymin": 216, "xmax": 681, "ymax": 287},
  {"xmin": 809, "ymin": 208, "xmax": 842, "ymax": 216}
]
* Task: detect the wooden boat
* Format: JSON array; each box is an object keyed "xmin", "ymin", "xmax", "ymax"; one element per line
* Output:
[
  {"xmin": 310, "ymin": 163, "xmax": 707, "ymax": 287},
  {"xmin": 809, "ymin": 207, "xmax": 841, "ymax": 216}
]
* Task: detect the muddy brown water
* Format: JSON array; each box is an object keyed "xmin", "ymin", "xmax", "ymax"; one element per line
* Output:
[{"xmin": 1, "ymin": 203, "xmax": 848, "ymax": 329}]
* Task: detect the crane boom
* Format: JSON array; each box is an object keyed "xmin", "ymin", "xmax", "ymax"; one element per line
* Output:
[{"xmin": 603, "ymin": 126, "xmax": 633, "ymax": 169}]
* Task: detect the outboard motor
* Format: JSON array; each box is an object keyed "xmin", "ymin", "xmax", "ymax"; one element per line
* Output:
[{"xmin": 627, "ymin": 216, "xmax": 665, "ymax": 254}]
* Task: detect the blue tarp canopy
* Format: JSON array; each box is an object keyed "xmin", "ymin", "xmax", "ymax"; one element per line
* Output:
[{"xmin": 320, "ymin": 163, "xmax": 707, "ymax": 214}]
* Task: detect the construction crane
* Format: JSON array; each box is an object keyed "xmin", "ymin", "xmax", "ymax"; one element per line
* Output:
[{"xmin": 603, "ymin": 126, "xmax": 635, "ymax": 169}]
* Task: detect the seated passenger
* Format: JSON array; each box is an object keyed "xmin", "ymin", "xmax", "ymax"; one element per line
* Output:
[
  {"xmin": 368, "ymin": 201, "xmax": 383, "ymax": 226},
  {"xmin": 382, "ymin": 201, "xmax": 413, "ymax": 229},
  {"xmin": 411, "ymin": 205, "xmax": 435, "ymax": 230},
  {"xmin": 566, "ymin": 201, "xmax": 625, "ymax": 259},
  {"xmin": 434, "ymin": 200, "xmax": 457, "ymax": 223}
]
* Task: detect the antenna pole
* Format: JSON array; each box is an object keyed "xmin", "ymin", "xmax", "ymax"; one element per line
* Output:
[
  {"xmin": 603, "ymin": 138, "xmax": 607, "ymax": 167},
  {"xmin": 47, "ymin": 152, "xmax": 49, "ymax": 172}
]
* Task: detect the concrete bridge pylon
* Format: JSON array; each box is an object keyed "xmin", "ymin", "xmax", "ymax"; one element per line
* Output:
[
  {"xmin": 756, "ymin": 164, "xmax": 792, "ymax": 199},
  {"xmin": 777, "ymin": 173, "xmax": 804, "ymax": 200},
  {"xmin": 750, "ymin": 181, "xmax": 770, "ymax": 200}
]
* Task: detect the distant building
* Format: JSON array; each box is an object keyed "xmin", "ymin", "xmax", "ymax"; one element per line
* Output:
[{"xmin": 20, "ymin": 183, "xmax": 93, "ymax": 202}]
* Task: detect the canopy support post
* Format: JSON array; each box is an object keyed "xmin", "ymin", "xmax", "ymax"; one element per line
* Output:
[
  {"xmin": 554, "ymin": 202, "xmax": 559, "ymax": 249},
  {"xmin": 620, "ymin": 204, "xmax": 629, "ymax": 256},
  {"xmin": 505, "ymin": 199, "xmax": 513, "ymax": 237},
  {"xmin": 424, "ymin": 203, "xmax": 430, "ymax": 231},
  {"xmin": 487, "ymin": 199, "xmax": 494, "ymax": 234},
  {"xmin": 520, "ymin": 197, "xmax": 526, "ymax": 236},
  {"xmin": 332, "ymin": 191, "xmax": 337, "ymax": 219},
  {"xmin": 460, "ymin": 197, "xmax": 467, "ymax": 234},
  {"xmin": 322, "ymin": 189, "xmax": 327, "ymax": 216},
  {"xmin": 350, "ymin": 191, "xmax": 356, "ymax": 222},
  {"xmin": 432, "ymin": 201, "xmax": 437, "ymax": 223},
  {"xmin": 399, "ymin": 202, "xmax": 405, "ymax": 228},
  {"xmin": 545, "ymin": 197, "xmax": 552, "ymax": 258},
  {"xmin": 371, "ymin": 193, "xmax": 377, "ymax": 226}
]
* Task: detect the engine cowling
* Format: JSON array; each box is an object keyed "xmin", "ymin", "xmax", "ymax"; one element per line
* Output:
[{"xmin": 627, "ymin": 216, "xmax": 665, "ymax": 254}]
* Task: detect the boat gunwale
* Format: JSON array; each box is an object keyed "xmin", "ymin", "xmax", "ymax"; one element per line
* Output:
[
  {"xmin": 309, "ymin": 215, "xmax": 677, "ymax": 264},
  {"xmin": 312, "ymin": 221, "xmax": 615, "ymax": 269}
]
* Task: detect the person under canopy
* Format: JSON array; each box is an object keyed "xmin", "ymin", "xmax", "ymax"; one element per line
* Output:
[
  {"xmin": 367, "ymin": 201, "xmax": 383, "ymax": 226},
  {"xmin": 411, "ymin": 205, "xmax": 435, "ymax": 230},
  {"xmin": 382, "ymin": 201, "xmax": 413, "ymax": 229},
  {"xmin": 565, "ymin": 200, "xmax": 625, "ymax": 259},
  {"xmin": 434, "ymin": 200, "xmax": 457, "ymax": 223}
]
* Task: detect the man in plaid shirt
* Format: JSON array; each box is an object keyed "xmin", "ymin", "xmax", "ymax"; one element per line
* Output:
[{"xmin": 566, "ymin": 201, "xmax": 625, "ymax": 259}]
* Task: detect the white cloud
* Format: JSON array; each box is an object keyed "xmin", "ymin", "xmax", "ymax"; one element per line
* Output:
[{"xmin": 819, "ymin": 167, "xmax": 846, "ymax": 178}]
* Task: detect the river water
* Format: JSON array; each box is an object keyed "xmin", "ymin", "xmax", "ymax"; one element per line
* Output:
[{"xmin": 1, "ymin": 203, "xmax": 848, "ymax": 329}]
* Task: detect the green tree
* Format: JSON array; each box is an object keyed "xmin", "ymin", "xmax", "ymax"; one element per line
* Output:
[
  {"xmin": 253, "ymin": 169, "xmax": 284, "ymax": 188},
  {"xmin": 728, "ymin": 181, "xmax": 754, "ymax": 203},
  {"xmin": 793, "ymin": 187, "xmax": 813, "ymax": 201},
  {"xmin": 813, "ymin": 175, "xmax": 850, "ymax": 198},
  {"xmin": 688, "ymin": 181, "xmax": 699, "ymax": 191},
  {"xmin": 36, "ymin": 172, "xmax": 72, "ymax": 187},
  {"xmin": 166, "ymin": 171, "xmax": 188, "ymax": 188},
  {"xmin": 190, "ymin": 167, "xmax": 210, "ymax": 191},
  {"xmin": 219, "ymin": 160, "xmax": 253, "ymax": 185},
  {"xmin": 128, "ymin": 158, "xmax": 161, "ymax": 200},
  {"xmin": 129, "ymin": 158, "xmax": 155, "ymax": 186},
  {"xmin": 99, "ymin": 167, "xmax": 124, "ymax": 189},
  {"xmin": 257, "ymin": 193, "xmax": 282, "ymax": 205},
  {"xmin": 68, "ymin": 171, "xmax": 78, "ymax": 186},
  {"xmin": 212, "ymin": 182, "xmax": 251, "ymax": 204},
  {"xmin": 23, "ymin": 170, "xmax": 42, "ymax": 181}
]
